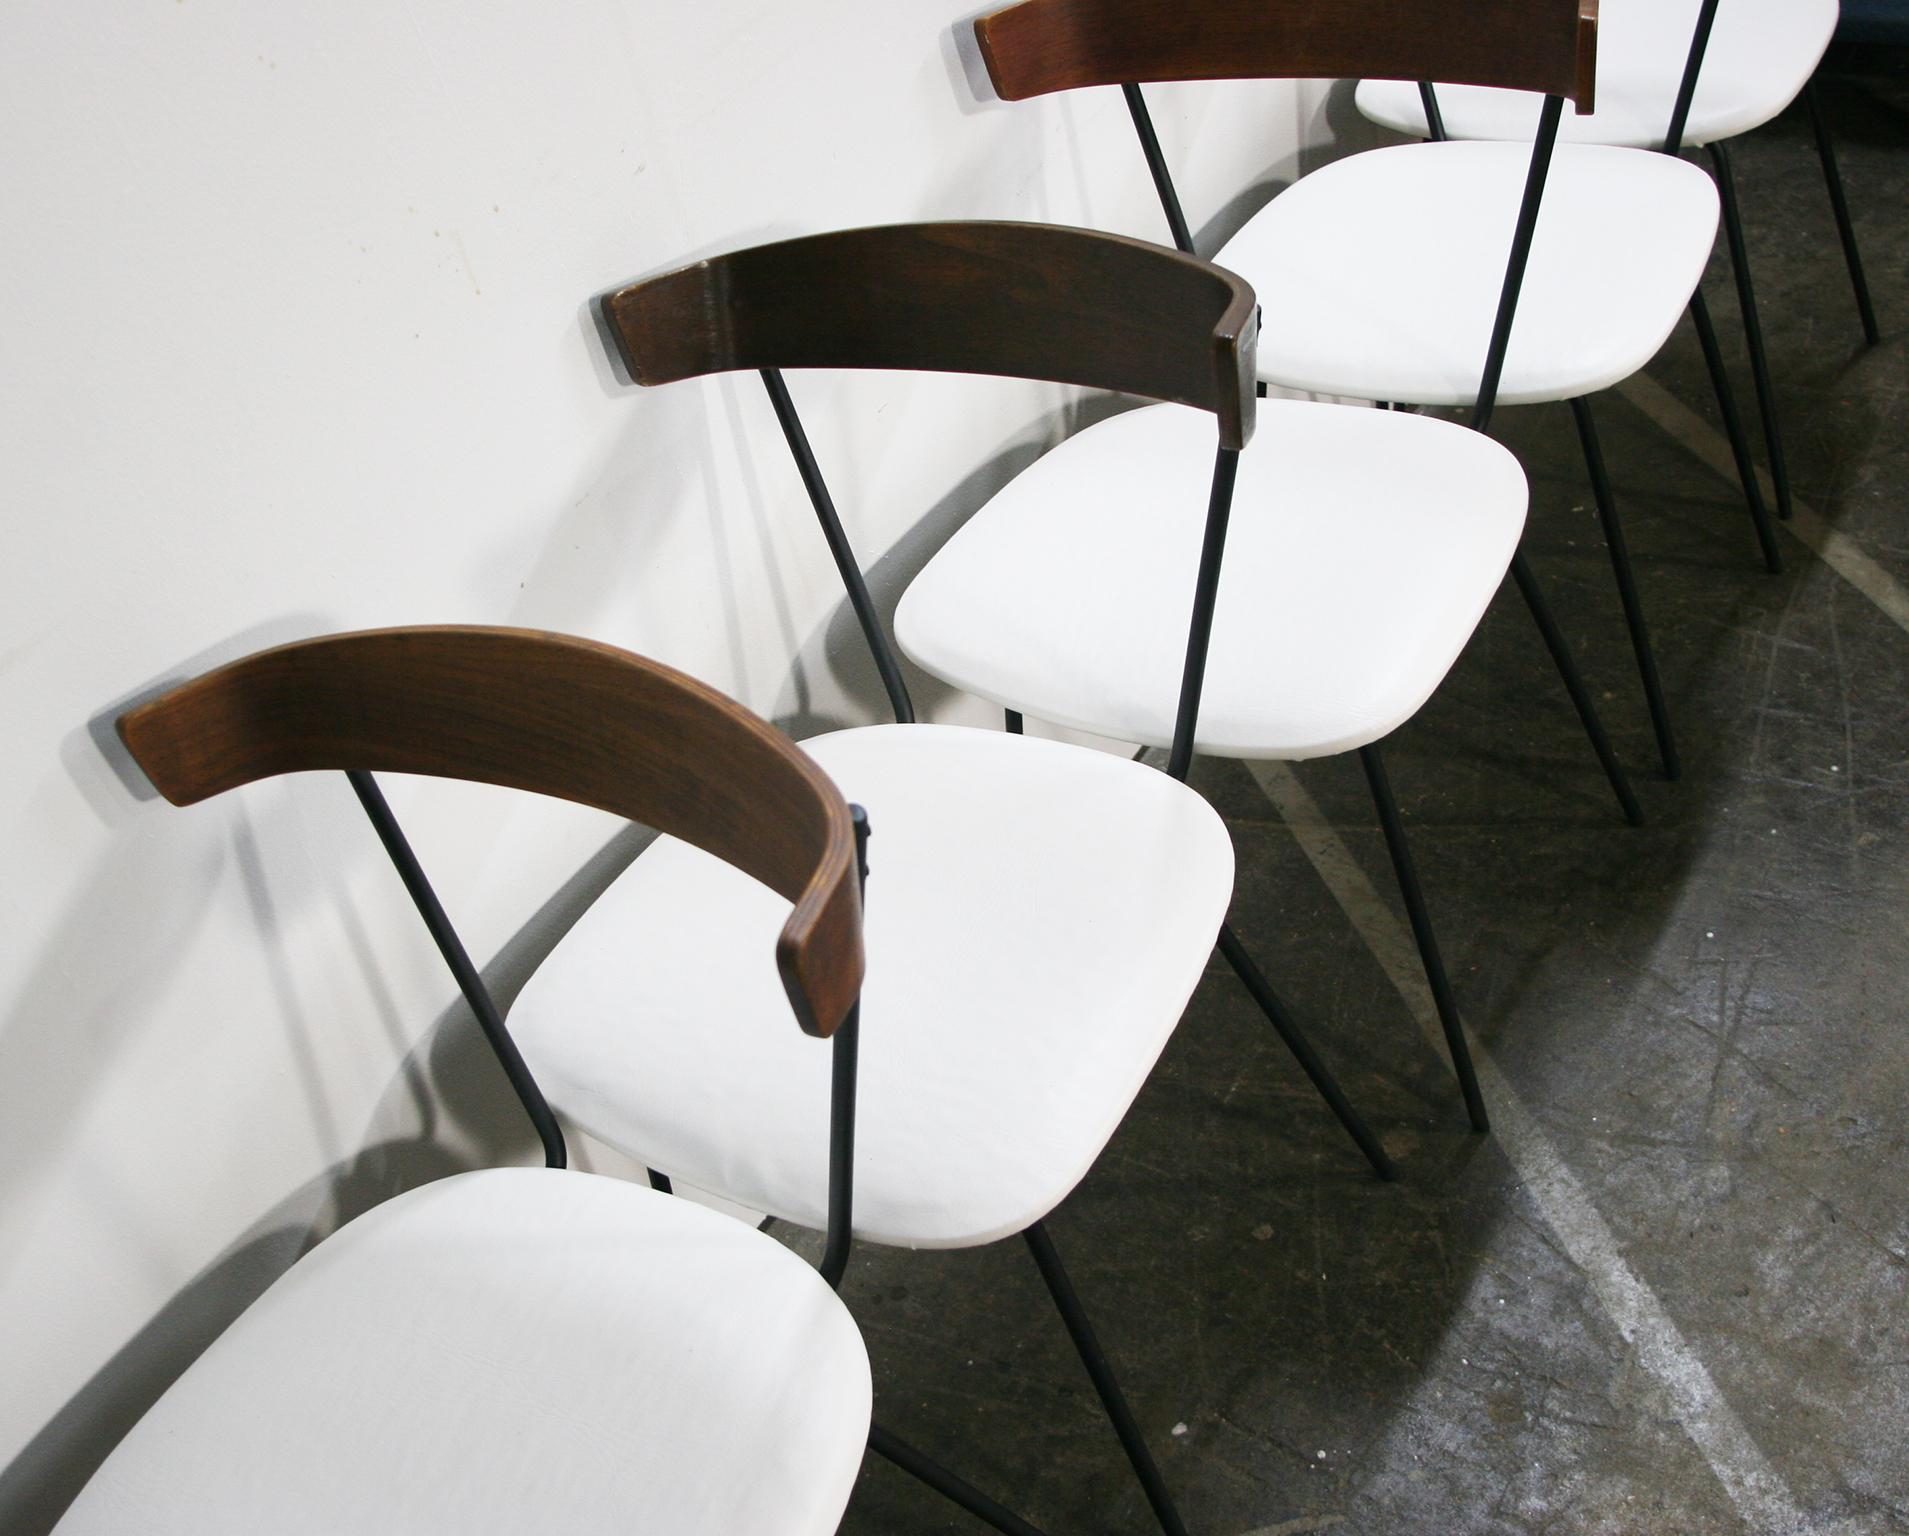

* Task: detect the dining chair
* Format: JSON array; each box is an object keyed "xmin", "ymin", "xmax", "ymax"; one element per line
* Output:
[
  {"xmin": 563, "ymin": 217, "xmax": 1523, "ymax": 1193},
  {"xmin": 1360, "ymin": 0, "xmax": 1876, "ymax": 529},
  {"xmin": 515, "ymin": 221, "xmax": 1278, "ymax": 1536},
  {"xmin": 972, "ymin": 0, "xmax": 1741, "ymax": 786},
  {"xmin": 58, "ymin": 626, "xmax": 873, "ymax": 1536}
]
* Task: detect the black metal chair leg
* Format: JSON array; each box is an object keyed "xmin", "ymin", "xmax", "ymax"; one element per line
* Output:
[
  {"xmin": 1709, "ymin": 139, "xmax": 1793, "ymax": 521},
  {"xmin": 1215, "ymin": 923, "xmax": 1397, "ymax": 1180},
  {"xmin": 1023, "ymin": 1222, "xmax": 1188, "ymax": 1536},
  {"xmin": 1357, "ymin": 744, "xmax": 1489, "ymax": 1133},
  {"xmin": 1509, "ymin": 550, "xmax": 1645, "ymax": 826},
  {"xmin": 1570, "ymin": 396, "xmax": 1680, "ymax": 781},
  {"xmin": 1689, "ymin": 290, "xmax": 1784, "ymax": 573},
  {"xmin": 868, "ymin": 1424, "xmax": 1049, "ymax": 1536},
  {"xmin": 1805, "ymin": 79, "xmax": 1881, "ymax": 347}
]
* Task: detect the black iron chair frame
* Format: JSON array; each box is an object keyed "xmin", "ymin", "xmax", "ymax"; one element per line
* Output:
[
  {"xmin": 759, "ymin": 362, "xmax": 1237, "ymax": 1534},
  {"xmin": 1416, "ymin": 0, "xmax": 1878, "ymax": 780},
  {"xmin": 599, "ymin": 218, "xmax": 1328, "ymax": 1534},
  {"xmin": 1664, "ymin": 0, "xmax": 1793, "ymax": 553},
  {"xmin": 1435, "ymin": 0, "xmax": 1880, "ymax": 564},
  {"xmin": 1120, "ymin": 75, "xmax": 1663, "ymax": 1139},
  {"xmin": 1675, "ymin": 0, "xmax": 1884, "ymax": 531},
  {"xmin": 760, "ymin": 357, "xmax": 1366, "ymax": 1535},
  {"xmin": 1415, "ymin": 0, "xmax": 1786, "ymax": 605},
  {"xmin": 348, "ymin": 769, "xmax": 872, "ymax": 1289},
  {"xmin": 1411, "ymin": 77, "xmax": 1741, "ymax": 787}
]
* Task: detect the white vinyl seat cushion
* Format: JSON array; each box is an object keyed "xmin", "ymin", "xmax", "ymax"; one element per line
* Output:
[
  {"xmin": 1226, "ymin": 141, "xmax": 1719, "ymax": 407},
  {"xmin": 1356, "ymin": 0, "xmax": 1838, "ymax": 150},
  {"xmin": 52, "ymin": 1169, "xmax": 871, "ymax": 1536},
  {"xmin": 895, "ymin": 400, "xmax": 1526, "ymax": 760},
  {"xmin": 510, "ymin": 723, "xmax": 1233, "ymax": 1250}
]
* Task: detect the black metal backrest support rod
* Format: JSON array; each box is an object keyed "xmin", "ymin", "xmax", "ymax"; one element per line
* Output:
[
  {"xmin": 1122, "ymin": 83, "xmax": 1197, "ymax": 255},
  {"xmin": 1663, "ymin": 0, "xmax": 1723, "ymax": 156},
  {"xmin": 818, "ymin": 806, "xmax": 870, "ymax": 1290},
  {"xmin": 1104, "ymin": 96, "xmax": 1252, "ymax": 780},
  {"xmin": 1418, "ymin": 81, "xmax": 1450, "ymax": 141},
  {"xmin": 1166, "ymin": 446, "xmax": 1242, "ymax": 782},
  {"xmin": 760, "ymin": 369, "xmax": 917, "ymax": 726},
  {"xmin": 1472, "ymin": 93, "xmax": 1566, "ymax": 437},
  {"xmin": 347, "ymin": 769, "xmax": 568, "ymax": 1169}
]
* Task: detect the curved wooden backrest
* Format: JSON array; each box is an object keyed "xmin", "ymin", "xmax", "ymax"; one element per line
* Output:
[
  {"xmin": 975, "ymin": 0, "xmax": 1598, "ymax": 112},
  {"xmin": 603, "ymin": 221, "xmax": 1260, "ymax": 450},
  {"xmin": 118, "ymin": 627, "xmax": 863, "ymax": 1038}
]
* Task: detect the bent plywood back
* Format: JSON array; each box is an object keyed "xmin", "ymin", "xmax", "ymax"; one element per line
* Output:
[
  {"xmin": 975, "ymin": 0, "xmax": 1598, "ymax": 113},
  {"xmin": 602, "ymin": 221, "xmax": 1260, "ymax": 450},
  {"xmin": 118, "ymin": 626, "xmax": 863, "ymax": 1037}
]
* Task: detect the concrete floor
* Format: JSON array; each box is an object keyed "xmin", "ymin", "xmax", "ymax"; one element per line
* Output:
[{"xmin": 818, "ymin": 66, "xmax": 1909, "ymax": 1536}]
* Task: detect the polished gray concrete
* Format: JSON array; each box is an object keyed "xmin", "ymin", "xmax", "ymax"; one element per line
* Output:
[{"xmin": 825, "ymin": 67, "xmax": 1909, "ymax": 1536}]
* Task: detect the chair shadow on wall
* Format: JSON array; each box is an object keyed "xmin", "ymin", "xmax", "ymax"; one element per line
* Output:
[
  {"xmin": 0, "ymin": 618, "xmax": 336, "ymax": 1274},
  {"xmin": 0, "ymin": 797, "xmax": 653, "ymax": 1535},
  {"xmin": 772, "ymin": 414, "xmax": 1055, "ymax": 739},
  {"xmin": 1185, "ymin": 79, "xmax": 1391, "ymax": 260}
]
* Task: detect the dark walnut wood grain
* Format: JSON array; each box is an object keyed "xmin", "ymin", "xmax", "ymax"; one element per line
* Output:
[
  {"xmin": 118, "ymin": 626, "xmax": 863, "ymax": 1038},
  {"xmin": 602, "ymin": 220, "xmax": 1260, "ymax": 450},
  {"xmin": 975, "ymin": 0, "xmax": 1598, "ymax": 115}
]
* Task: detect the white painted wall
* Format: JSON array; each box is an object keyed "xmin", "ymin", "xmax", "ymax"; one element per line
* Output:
[{"xmin": 0, "ymin": 4, "xmax": 1364, "ymax": 1525}]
